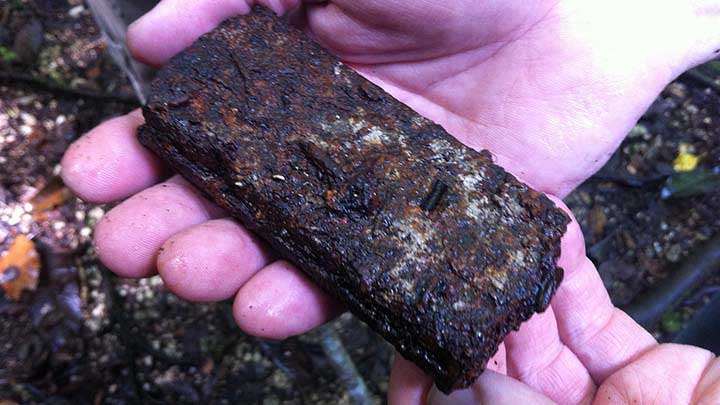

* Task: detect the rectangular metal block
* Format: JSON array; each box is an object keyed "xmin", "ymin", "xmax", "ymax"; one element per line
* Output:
[{"xmin": 138, "ymin": 7, "xmax": 569, "ymax": 393}]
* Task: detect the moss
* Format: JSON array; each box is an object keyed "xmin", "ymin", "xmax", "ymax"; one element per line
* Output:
[
  {"xmin": 0, "ymin": 46, "xmax": 18, "ymax": 63},
  {"xmin": 660, "ymin": 311, "xmax": 684, "ymax": 334}
]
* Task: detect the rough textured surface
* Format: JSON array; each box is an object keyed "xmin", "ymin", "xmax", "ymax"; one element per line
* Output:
[{"xmin": 138, "ymin": 7, "xmax": 569, "ymax": 393}]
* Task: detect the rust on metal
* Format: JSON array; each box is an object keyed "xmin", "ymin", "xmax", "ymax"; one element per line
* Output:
[{"xmin": 138, "ymin": 7, "xmax": 570, "ymax": 393}]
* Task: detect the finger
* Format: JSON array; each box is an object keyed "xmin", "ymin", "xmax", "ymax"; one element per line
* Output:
[
  {"xmin": 388, "ymin": 355, "xmax": 433, "ymax": 405},
  {"xmin": 680, "ymin": 0, "xmax": 720, "ymax": 69},
  {"xmin": 598, "ymin": 344, "xmax": 715, "ymax": 404},
  {"xmin": 127, "ymin": 0, "xmax": 302, "ymax": 66},
  {"xmin": 94, "ymin": 176, "xmax": 224, "ymax": 278},
  {"xmin": 61, "ymin": 110, "xmax": 166, "ymax": 203},
  {"xmin": 487, "ymin": 343, "xmax": 507, "ymax": 374},
  {"xmin": 233, "ymin": 260, "xmax": 340, "ymax": 339},
  {"xmin": 505, "ymin": 309, "xmax": 596, "ymax": 404},
  {"xmin": 548, "ymin": 197, "xmax": 656, "ymax": 382},
  {"xmin": 427, "ymin": 370, "xmax": 555, "ymax": 405},
  {"xmin": 693, "ymin": 356, "xmax": 720, "ymax": 402},
  {"xmin": 387, "ymin": 345, "xmax": 506, "ymax": 405},
  {"xmin": 157, "ymin": 218, "xmax": 272, "ymax": 302}
]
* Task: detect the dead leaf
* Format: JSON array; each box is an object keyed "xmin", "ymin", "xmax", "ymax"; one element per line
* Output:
[
  {"xmin": 30, "ymin": 176, "xmax": 73, "ymax": 213},
  {"xmin": 0, "ymin": 235, "xmax": 40, "ymax": 300},
  {"xmin": 588, "ymin": 205, "xmax": 608, "ymax": 239},
  {"xmin": 201, "ymin": 358, "xmax": 214, "ymax": 374}
]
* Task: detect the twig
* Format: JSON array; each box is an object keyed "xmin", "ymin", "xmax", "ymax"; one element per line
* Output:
[
  {"xmin": 86, "ymin": 0, "xmax": 153, "ymax": 104},
  {"xmin": 0, "ymin": 71, "xmax": 138, "ymax": 104},
  {"xmin": 589, "ymin": 151, "xmax": 669, "ymax": 189},
  {"xmin": 253, "ymin": 338, "xmax": 311, "ymax": 384},
  {"xmin": 624, "ymin": 235, "xmax": 720, "ymax": 328},
  {"xmin": 316, "ymin": 324, "xmax": 373, "ymax": 405},
  {"xmin": 252, "ymin": 338, "xmax": 309, "ymax": 400},
  {"xmin": 589, "ymin": 173, "xmax": 667, "ymax": 188}
]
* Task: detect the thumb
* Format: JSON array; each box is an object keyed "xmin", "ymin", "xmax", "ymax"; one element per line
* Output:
[
  {"xmin": 127, "ymin": 0, "xmax": 304, "ymax": 66},
  {"xmin": 427, "ymin": 370, "xmax": 555, "ymax": 405}
]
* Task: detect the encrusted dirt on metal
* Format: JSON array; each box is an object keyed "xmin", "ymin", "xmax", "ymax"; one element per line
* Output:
[{"xmin": 138, "ymin": 7, "xmax": 570, "ymax": 393}]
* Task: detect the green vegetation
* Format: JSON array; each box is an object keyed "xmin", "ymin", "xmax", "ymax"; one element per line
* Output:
[
  {"xmin": 0, "ymin": 46, "xmax": 18, "ymax": 63},
  {"xmin": 660, "ymin": 311, "xmax": 684, "ymax": 334}
]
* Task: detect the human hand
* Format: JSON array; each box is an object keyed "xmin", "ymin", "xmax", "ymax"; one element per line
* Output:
[{"xmin": 60, "ymin": 1, "xmax": 720, "ymax": 403}]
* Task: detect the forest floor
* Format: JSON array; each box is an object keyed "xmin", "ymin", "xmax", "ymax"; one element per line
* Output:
[{"xmin": 1, "ymin": 1, "xmax": 719, "ymax": 404}]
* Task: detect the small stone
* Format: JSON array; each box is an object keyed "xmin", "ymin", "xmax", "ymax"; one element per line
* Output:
[
  {"xmin": 20, "ymin": 112, "xmax": 37, "ymax": 126},
  {"xmin": 68, "ymin": 5, "xmax": 85, "ymax": 18},
  {"xmin": 667, "ymin": 83, "xmax": 687, "ymax": 99},
  {"xmin": 0, "ymin": 266, "xmax": 20, "ymax": 283},
  {"xmin": 19, "ymin": 125, "xmax": 33, "ymax": 136},
  {"xmin": 628, "ymin": 124, "xmax": 649, "ymax": 139},
  {"xmin": 666, "ymin": 244, "xmax": 683, "ymax": 263},
  {"xmin": 578, "ymin": 191, "xmax": 593, "ymax": 205},
  {"xmin": 87, "ymin": 207, "xmax": 105, "ymax": 222}
]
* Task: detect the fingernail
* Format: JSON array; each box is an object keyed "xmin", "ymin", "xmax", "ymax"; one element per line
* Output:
[{"xmin": 427, "ymin": 385, "xmax": 477, "ymax": 405}]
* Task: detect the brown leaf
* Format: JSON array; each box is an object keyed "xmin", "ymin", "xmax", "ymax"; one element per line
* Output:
[
  {"xmin": 0, "ymin": 235, "xmax": 40, "ymax": 300},
  {"xmin": 30, "ymin": 177, "xmax": 73, "ymax": 213},
  {"xmin": 201, "ymin": 358, "xmax": 214, "ymax": 375},
  {"xmin": 621, "ymin": 230, "xmax": 637, "ymax": 250},
  {"xmin": 588, "ymin": 205, "xmax": 608, "ymax": 239}
]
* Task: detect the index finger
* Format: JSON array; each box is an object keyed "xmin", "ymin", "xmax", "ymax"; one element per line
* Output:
[{"xmin": 61, "ymin": 110, "xmax": 166, "ymax": 203}]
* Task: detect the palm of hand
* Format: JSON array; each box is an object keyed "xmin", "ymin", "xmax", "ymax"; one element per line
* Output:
[
  {"xmin": 60, "ymin": 1, "xmax": 719, "ymax": 403},
  {"xmin": 306, "ymin": 0, "xmax": 692, "ymax": 196}
]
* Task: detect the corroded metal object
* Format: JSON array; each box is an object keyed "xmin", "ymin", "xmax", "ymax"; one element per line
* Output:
[{"xmin": 139, "ymin": 7, "xmax": 569, "ymax": 393}]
